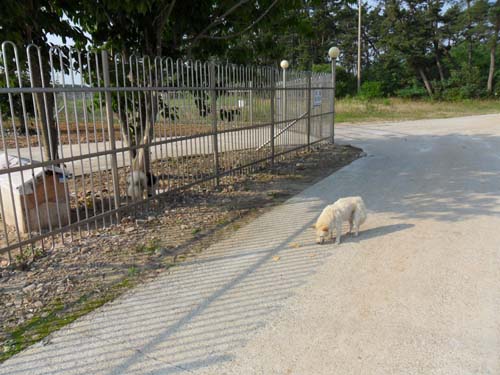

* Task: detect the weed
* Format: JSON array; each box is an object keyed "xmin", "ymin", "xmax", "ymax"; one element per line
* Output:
[
  {"xmin": 135, "ymin": 239, "xmax": 161, "ymax": 254},
  {"xmin": 128, "ymin": 266, "xmax": 139, "ymax": 277},
  {"xmin": 216, "ymin": 218, "xmax": 230, "ymax": 226}
]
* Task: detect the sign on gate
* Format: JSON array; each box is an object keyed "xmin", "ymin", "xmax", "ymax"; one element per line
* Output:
[{"xmin": 313, "ymin": 90, "xmax": 322, "ymax": 107}]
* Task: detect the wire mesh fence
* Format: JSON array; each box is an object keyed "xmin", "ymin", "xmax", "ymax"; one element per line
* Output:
[{"xmin": 0, "ymin": 42, "xmax": 335, "ymax": 265}]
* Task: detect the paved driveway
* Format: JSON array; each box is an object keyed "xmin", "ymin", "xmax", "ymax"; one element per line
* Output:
[{"xmin": 1, "ymin": 114, "xmax": 499, "ymax": 374}]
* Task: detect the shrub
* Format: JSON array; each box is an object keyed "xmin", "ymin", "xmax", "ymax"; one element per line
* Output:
[
  {"xmin": 359, "ymin": 81, "xmax": 384, "ymax": 99},
  {"xmin": 396, "ymin": 85, "xmax": 428, "ymax": 99},
  {"xmin": 312, "ymin": 64, "xmax": 357, "ymax": 98}
]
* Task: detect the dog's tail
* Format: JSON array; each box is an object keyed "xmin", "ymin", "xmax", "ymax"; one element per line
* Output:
[{"xmin": 354, "ymin": 199, "xmax": 367, "ymax": 225}]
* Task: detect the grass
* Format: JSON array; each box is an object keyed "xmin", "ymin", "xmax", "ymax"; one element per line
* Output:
[
  {"xmin": 335, "ymin": 97, "xmax": 500, "ymax": 124},
  {"xmin": 0, "ymin": 277, "xmax": 136, "ymax": 362},
  {"xmin": 135, "ymin": 239, "xmax": 161, "ymax": 254}
]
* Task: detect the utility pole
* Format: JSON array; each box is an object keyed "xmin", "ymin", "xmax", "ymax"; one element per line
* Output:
[{"xmin": 357, "ymin": 0, "xmax": 362, "ymax": 93}]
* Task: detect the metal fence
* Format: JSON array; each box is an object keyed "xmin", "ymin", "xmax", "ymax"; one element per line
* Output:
[{"xmin": 0, "ymin": 42, "xmax": 335, "ymax": 265}]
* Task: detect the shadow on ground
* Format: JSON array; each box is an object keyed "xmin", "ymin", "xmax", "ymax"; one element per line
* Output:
[{"xmin": 2, "ymin": 128, "xmax": 500, "ymax": 374}]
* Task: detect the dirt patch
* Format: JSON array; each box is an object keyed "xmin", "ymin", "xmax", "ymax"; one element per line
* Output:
[
  {"xmin": 0, "ymin": 121, "xmax": 249, "ymax": 149},
  {"xmin": 0, "ymin": 143, "xmax": 362, "ymax": 362}
]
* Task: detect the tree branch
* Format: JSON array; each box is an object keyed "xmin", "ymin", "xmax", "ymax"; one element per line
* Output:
[
  {"xmin": 153, "ymin": 0, "xmax": 176, "ymax": 26},
  {"xmin": 190, "ymin": 0, "xmax": 252, "ymax": 45},
  {"xmin": 200, "ymin": 0, "xmax": 280, "ymax": 40}
]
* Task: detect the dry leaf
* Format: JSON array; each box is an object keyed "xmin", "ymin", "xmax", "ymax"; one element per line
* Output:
[
  {"xmin": 308, "ymin": 253, "xmax": 316, "ymax": 258},
  {"xmin": 289, "ymin": 242, "xmax": 301, "ymax": 248},
  {"xmin": 272, "ymin": 256, "xmax": 281, "ymax": 262}
]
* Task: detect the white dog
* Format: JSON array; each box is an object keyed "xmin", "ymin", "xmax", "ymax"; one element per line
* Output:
[
  {"xmin": 127, "ymin": 170, "xmax": 158, "ymax": 201},
  {"xmin": 127, "ymin": 170, "xmax": 148, "ymax": 201},
  {"xmin": 313, "ymin": 196, "xmax": 367, "ymax": 244}
]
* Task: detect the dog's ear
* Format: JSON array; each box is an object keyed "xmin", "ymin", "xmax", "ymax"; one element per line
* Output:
[{"xmin": 320, "ymin": 225, "xmax": 329, "ymax": 232}]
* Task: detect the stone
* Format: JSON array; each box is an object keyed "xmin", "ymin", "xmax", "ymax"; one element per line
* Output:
[{"xmin": 23, "ymin": 284, "xmax": 36, "ymax": 293}]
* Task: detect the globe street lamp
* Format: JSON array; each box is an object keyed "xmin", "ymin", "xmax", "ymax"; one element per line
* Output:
[
  {"xmin": 328, "ymin": 47, "xmax": 340, "ymax": 144},
  {"xmin": 280, "ymin": 60, "xmax": 289, "ymax": 124}
]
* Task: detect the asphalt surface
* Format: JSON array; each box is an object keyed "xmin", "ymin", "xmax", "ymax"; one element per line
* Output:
[{"xmin": 1, "ymin": 114, "xmax": 499, "ymax": 374}]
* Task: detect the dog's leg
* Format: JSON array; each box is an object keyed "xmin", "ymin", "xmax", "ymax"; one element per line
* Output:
[
  {"xmin": 335, "ymin": 220, "xmax": 342, "ymax": 245},
  {"xmin": 348, "ymin": 217, "xmax": 353, "ymax": 235},
  {"xmin": 353, "ymin": 213, "xmax": 361, "ymax": 237}
]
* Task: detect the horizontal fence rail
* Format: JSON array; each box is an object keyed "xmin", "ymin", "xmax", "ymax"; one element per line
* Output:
[{"xmin": 0, "ymin": 41, "xmax": 335, "ymax": 265}]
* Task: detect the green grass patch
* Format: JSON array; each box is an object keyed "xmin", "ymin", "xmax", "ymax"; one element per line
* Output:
[
  {"xmin": 191, "ymin": 228, "xmax": 201, "ymax": 235},
  {"xmin": 2, "ymin": 292, "xmax": 114, "ymax": 361},
  {"xmin": 336, "ymin": 97, "xmax": 500, "ymax": 124},
  {"xmin": 135, "ymin": 238, "xmax": 161, "ymax": 254},
  {"xmin": 0, "ymin": 273, "xmax": 160, "ymax": 363}
]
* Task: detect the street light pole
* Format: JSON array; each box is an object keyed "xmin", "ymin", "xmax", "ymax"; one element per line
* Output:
[
  {"xmin": 357, "ymin": 0, "xmax": 362, "ymax": 93},
  {"xmin": 280, "ymin": 60, "xmax": 289, "ymax": 125},
  {"xmin": 328, "ymin": 47, "xmax": 340, "ymax": 144}
]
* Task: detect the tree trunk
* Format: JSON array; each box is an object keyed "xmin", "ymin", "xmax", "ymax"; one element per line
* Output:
[
  {"xmin": 488, "ymin": 12, "xmax": 500, "ymax": 94},
  {"xmin": 24, "ymin": 0, "xmax": 58, "ymax": 161},
  {"xmin": 436, "ymin": 56, "xmax": 445, "ymax": 83},
  {"xmin": 31, "ymin": 58, "xmax": 58, "ymax": 161},
  {"xmin": 434, "ymin": 41, "xmax": 445, "ymax": 84},
  {"xmin": 418, "ymin": 68, "xmax": 433, "ymax": 97},
  {"xmin": 128, "ymin": 19, "xmax": 165, "ymax": 178},
  {"xmin": 488, "ymin": 44, "xmax": 497, "ymax": 94},
  {"xmin": 466, "ymin": 0, "xmax": 472, "ymax": 71}
]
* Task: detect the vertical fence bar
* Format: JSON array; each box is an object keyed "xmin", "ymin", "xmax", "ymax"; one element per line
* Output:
[
  {"xmin": 209, "ymin": 62, "xmax": 220, "ymax": 186},
  {"xmin": 101, "ymin": 50, "xmax": 121, "ymax": 221},
  {"xmin": 306, "ymin": 71, "xmax": 312, "ymax": 149},
  {"xmin": 249, "ymin": 80, "xmax": 253, "ymax": 127},
  {"xmin": 270, "ymin": 78, "xmax": 275, "ymax": 167}
]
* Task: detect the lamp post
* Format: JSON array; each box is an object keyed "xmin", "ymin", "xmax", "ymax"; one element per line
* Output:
[
  {"xmin": 280, "ymin": 60, "xmax": 289, "ymax": 124},
  {"xmin": 357, "ymin": 0, "xmax": 362, "ymax": 93},
  {"xmin": 328, "ymin": 47, "xmax": 340, "ymax": 144}
]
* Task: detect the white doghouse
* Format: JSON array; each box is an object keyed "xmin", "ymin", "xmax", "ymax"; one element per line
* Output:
[{"xmin": 0, "ymin": 153, "xmax": 71, "ymax": 233}]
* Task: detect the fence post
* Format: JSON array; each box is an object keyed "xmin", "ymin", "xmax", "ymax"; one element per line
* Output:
[
  {"xmin": 101, "ymin": 50, "xmax": 121, "ymax": 221},
  {"xmin": 249, "ymin": 80, "xmax": 253, "ymax": 127},
  {"xmin": 270, "ymin": 78, "xmax": 275, "ymax": 167},
  {"xmin": 306, "ymin": 72, "xmax": 312, "ymax": 150},
  {"xmin": 209, "ymin": 62, "xmax": 220, "ymax": 186}
]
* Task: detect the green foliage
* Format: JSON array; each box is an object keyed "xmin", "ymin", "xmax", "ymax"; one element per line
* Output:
[
  {"xmin": 359, "ymin": 81, "xmax": 384, "ymax": 99},
  {"xmin": 396, "ymin": 85, "xmax": 428, "ymax": 99},
  {"xmin": 312, "ymin": 64, "xmax": 357, "ymax": 98},
  {"xmin": 440, "ymin": 64, "xmax": 487, "ymax": 100},
  {"xmin": 2, "ymin": 0, "xmax": 500, "ymax": 104}
]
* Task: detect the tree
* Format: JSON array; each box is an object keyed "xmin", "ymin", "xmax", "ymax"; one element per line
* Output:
[
  {"xmin": 382, "ymin": 0, "xmax": 437, "ymax": 96},
  {"xmin": 0, "ymin": 0, "xmax": 85, "ymax": 161},
  {"xmin": 488, "ymin": 0, "xmax": 500, "ymax": 94},
  {"xmin": 61, "ymin": 0, "xmax": 299, "ymax": 178}
]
